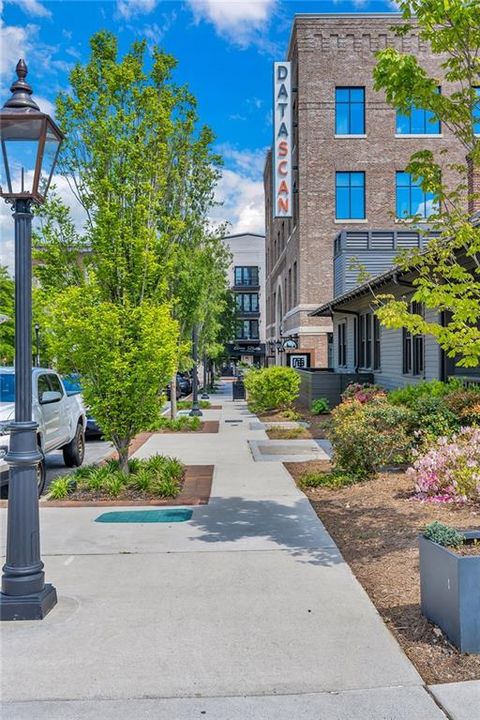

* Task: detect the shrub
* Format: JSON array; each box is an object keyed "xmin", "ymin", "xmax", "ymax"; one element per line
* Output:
[
  {"xmin": 299, "ymin": 469, "xmax": 357, "ymax": 488},
  {"xmin": 409, "ymin": 395, "xmax": 460, "ymax": 443},
  {"xmin": 328, "ymin": 399, "xmax": 413, "ymax": 479},
  {"xmin": 50, "ymin": 454, "xmax": 184, "ymax": 499},
  {"xmin": 311, "ymin": 397, "xmax": 329, "ymax": 415},
  {"xmin": 244, "ymin": 366, "xmax": 300, "ymax": 413},
  {"xmin": 48, "ymin": 476, "xmax": 76, "ymax": 499},
  {"xmin": 444, "ymin": 387, "xmax": 480, "ymax": 426},
  {"xmin": 341, "ymin": 382, "xmax": 386, "ymax": 404},
  {"xmin": 423, "ymin": 521, "xmax": 464, "ymax": 547},
  {"xmin": 408, "ymin": 427, "xmax": 480, "ymax": 502},
  {"xmin": 388, "ymin": 379, "xmax": 462, "ymax": 408},
  {"xmin": 152, "ymin": 416, "xmax": 202, "ymax": 432}
]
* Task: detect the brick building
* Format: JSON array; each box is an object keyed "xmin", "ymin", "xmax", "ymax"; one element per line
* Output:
[{"xmin": 264, "ymin": 13, "xmax": 465, "ymax": 368}]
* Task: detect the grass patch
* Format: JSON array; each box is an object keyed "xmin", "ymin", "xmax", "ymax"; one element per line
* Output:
[
  {"xmin": 266, "ymin": 426, "xmax": 309, "ymax": 440},
  {"xmin": 299, "ymin": 469, "xmax": 358, "ymax": 489},
  {"xmin": 177, "ymin": 399, "xmax": 211, "ymax": 410},
  {"xmin": 151, "ymin": 415, "xmax": 202, "ymax": 432},
  {"xmin": 48, "ymin": 455, "xmax": 185, "ymax": 500}
]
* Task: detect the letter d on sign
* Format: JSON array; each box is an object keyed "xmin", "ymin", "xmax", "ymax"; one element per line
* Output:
[{"xmin": 277, "ymin": 64, "xmax": 288, "ymax": 81}]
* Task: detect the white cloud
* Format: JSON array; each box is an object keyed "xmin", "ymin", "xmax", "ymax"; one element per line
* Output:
[
  {"xmin": 0, "ymin": 174, "xmax": 88, "ymax": 273},
  {"xmin": 116, "ymin": 0, "xmax": 158, "ymax": 20},
  {"xmin": 210, "ymin": 145, "xmax": 267, "ymax": 235},
  {"xmin": 5, "ymin": 0, "xmax": 51, "ymax": 18},
  {"xmin": 186, "ymin": 0, "xmax": 277, "ymax": 47}
]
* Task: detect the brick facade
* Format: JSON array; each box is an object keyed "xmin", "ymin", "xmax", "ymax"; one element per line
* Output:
[{"xmin": 264, "ymin": 13, "xmax": 466, "ymax": 367}]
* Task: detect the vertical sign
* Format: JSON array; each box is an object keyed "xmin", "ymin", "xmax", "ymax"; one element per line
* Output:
[{"xmin": 273, "ymin": 61, "xmax": 292, "ymax": 218}]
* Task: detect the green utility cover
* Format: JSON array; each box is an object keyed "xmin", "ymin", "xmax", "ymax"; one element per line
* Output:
[{"xmin": 95, "ymin": 509, "xmax": 193, "ymax": 523}]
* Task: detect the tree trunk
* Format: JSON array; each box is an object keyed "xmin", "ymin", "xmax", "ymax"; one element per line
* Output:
[
  {"xmin": 170, "ymin": 372, "xmax": 177, "ymax": 420},
  {"xmin": 116, "ymin": 438, "xmax": 130, "ymax": 474}
]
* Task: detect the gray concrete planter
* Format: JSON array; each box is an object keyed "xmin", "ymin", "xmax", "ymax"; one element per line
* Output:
[{"xmin": 419, "ymin": 531, "xmax": 480, "ymax": 653}]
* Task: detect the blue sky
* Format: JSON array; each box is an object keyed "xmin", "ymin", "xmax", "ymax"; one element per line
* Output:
[{"xmin": 0, "ymin": 0, "xmax": 398, "ymax": 268}]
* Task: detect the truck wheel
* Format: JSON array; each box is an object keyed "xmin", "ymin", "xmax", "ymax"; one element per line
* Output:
[
  {"xmin": 63, "ymin": 423, "xmax": 86, "ymax": 468},
  {"xmin": 0, "ymin": 457, "xmax": 45, "ymax": 498},
  {"xmin": 37, "ymin": 457, "xmax": 46, "ymax": 496}
]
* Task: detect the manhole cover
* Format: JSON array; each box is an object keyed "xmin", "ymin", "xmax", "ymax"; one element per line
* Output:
[{"xmin": 95, "ymin": 509, "xmax": 193, "ymax": 523}]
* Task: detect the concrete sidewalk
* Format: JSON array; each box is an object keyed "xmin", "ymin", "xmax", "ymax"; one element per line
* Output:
[{"xmin": 0, "ymin": 385, "xmax": 475, "ymax": 718}]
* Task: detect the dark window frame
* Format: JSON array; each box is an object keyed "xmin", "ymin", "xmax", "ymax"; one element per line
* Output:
[
  {"xmin": 403, "ymin": 302, "xmax": 425, "ymax": 376},
  {"xmin": 335, "ymin": 86, "xmax": 365, "ymax": 135},
  {"xmin": 396, "ymin": 89, "xmax": 441, "ymax": 135},
  {"xmin": 395, "ymin": 171, "xmax": 437, "ymax": 220},
  {"xmin": 359, "ymin": 312, "xmax": 373, "ymax": 369},
  {"xmin": 337, "ymin": 320, "xmax": 347, "ymax": 367},
  {"xmin": 335, "ymin": 171, "xmax": 366, "ymax": 220},
  {"xmin": 234, "ymin": 266, "xmax": 259, "ymax": 287}
]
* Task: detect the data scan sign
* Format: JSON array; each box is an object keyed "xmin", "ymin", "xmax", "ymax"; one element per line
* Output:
[{"xmin": 273, "ymin": 61, "xmax": 292, "ymax": 218}]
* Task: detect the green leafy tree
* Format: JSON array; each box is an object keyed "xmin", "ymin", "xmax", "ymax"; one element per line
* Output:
[
  {"xmin": 0, "ymin": 266, "xmax": 14, "ymax": 365},
  {"xmin": 372, "ymin": 0, "xmax": 480, "ymax": 367},
  {"xmin": 45, "ymin": 288, "xmax": 177, "ymax": 470},
  {"xmin": 37, "ymin": 33, "xmax": 210, "ymax": 469}
]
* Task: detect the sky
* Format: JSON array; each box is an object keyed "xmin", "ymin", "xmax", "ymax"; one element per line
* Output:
[{"xmin": 0, "ymin": 0, "xmax": 399, "ymax": 270}]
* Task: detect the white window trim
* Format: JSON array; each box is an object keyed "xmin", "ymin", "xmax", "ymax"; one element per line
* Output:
[
  {"xmin": 334, "ymin": 218, "xmax": 368, "ymax": 224},
  {"xmin": 334, "ymin": 134, "xmax": 367, "ymax": 139},
  {"xmin": 395, "ymin": 133, "xmax": 443, "ymax": 138}
]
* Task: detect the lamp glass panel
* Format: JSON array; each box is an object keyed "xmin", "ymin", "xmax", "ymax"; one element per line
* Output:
[
  {"xmin": 38, "ymin": 124, "xmax": 61, "ymax": 197},
  {"xmin": 0, "ymin": 117, "xmax": 42, "ymax": 196}
]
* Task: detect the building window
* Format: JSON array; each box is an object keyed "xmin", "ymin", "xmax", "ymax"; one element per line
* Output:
[
  {"xmin": 474, "ymin": 87, "xmax": 480, "ymax": 135},
  {"xmin": 396, "ymin": 172, "xmax": 436, "ymax": 219},
  {"xmin": 335, "ymin": 87, "xmax": 365, "ymax": 135},
  {"xmin": 336, "ymin": 172, "xmax": 365, "ymax": 220},
  {"xmin": 403, "ymin": 302, "xmax": 424, "ymax": 375},
  {"xmin": 235, "ymin": 293, "xmax": 259, "ymax": 313},
  {"xmin": 396, "ymin": 96, "xmax": 441, "ymax": 135},
  {"xmin": 373, "ymin": 315, "xmax": 381, "ymax": 370},
  {"xmin": 237, "ymin": 319, "xmax": 259, "ymax": 340},
  {"xmin": 288, "ymin": 268, "xmax": 292, "ymax": 310},
  {"xmin": 338, "ymin": 321, "xmax": 347, "ymax": 367},
  {"xmin": 359, "ymin": 312, "xmax": 372, "ymax": 368},
  {"xmin": 293, "ymin": 261, "xmax": 297, "ymax": 306},
  {"xmin": 234, "ymin": 266, "xmax": 259, "ymax": 286}
]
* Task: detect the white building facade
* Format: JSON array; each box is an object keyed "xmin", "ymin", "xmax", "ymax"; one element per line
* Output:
[{"xmin": 223, "ymin": 233, "xmax": 266, "ymax": 367}]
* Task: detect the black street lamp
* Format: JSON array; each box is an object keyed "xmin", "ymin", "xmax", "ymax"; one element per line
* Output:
[
  {"xmin": 0, "ymin": 60, "xmax": 63, "ymax": 621},
  {"xmin": 201, "ymin": 354, "xmax": 209, "ymax": 400},
  {"xmin": 34, "ymin": 323, "xmax": 40, "ymax": 367},
  {"xmin": 189, "ymin": 325, "xmax": 202, "ymax": 417}
]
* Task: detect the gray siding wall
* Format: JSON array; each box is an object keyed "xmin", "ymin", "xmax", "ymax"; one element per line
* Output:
[{"xmin": 331, "ymin": 296, "xmax": 442, "ymax": 390}]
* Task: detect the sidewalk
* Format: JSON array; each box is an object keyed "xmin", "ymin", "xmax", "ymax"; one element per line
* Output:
[{"xmin": 1, "ymin": 384, "xmax": 477, "ymax": 718}]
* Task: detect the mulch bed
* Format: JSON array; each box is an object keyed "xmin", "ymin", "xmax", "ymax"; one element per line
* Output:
[
  {"xmin": 156, "ymin": 420, "xmax": 219, "ymax": 434},
  {"xmin": 284, "ymin": 464, "xmax": 480, "ymax": 685},
  {"xmin": 37, "ymin": 465, "xmax": 214, "ymax": 507}
]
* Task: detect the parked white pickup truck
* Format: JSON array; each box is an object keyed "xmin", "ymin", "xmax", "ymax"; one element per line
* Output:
[{"xmin": 0, "ymin": 367, "xmax": 87, "ymax": 496}]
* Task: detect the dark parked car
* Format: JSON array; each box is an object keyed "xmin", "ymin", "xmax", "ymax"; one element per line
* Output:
[{"xmin": 177, "ymin": 373, "xmax": 192, "ymax": 396}]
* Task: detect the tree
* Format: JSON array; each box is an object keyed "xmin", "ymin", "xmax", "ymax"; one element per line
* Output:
[
  {"xmin": 38, "ymin": 32, "xmax": 217, "ymax": 469},
  {"xmin": 0, "ymin": 266, "xmax": 14, "ymax": 365},
  {"xmin": 372, "ymin": 0, "xmax": 480, "ymax": 367},
  {"xmin": 45, "ymin": 288, "xmax": 177, "ymax": 471}
]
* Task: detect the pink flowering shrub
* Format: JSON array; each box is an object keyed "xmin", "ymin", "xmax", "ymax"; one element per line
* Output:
[
  {"xmin": 341, "ymin": 383, "xmax": 386, "ymax": 405},
  {"xmin": 408, "ymin": 427, "xmax": 480, "ymax": 502}
]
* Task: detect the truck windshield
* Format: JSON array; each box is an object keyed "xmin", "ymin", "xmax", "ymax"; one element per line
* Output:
[{"xmin": 0, "ymin": 374, "xmax": 15, "ymax": 403}]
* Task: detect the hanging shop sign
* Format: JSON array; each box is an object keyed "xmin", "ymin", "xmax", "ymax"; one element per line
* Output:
[
  {"xmin": 287, "ymin": 353, "xmax": 311, "ymax": 369},
  {"xmin": 283, "ymin": 338, "xmax": 298, "ymax": 350},
  {"xmin": 273, "ymin": 61, "xmax": 292, "ymax": 218}
]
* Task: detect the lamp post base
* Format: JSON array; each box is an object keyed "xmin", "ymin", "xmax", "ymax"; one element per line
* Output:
[
  {"xmin": 189, "ymin": 407, "xmax": 203, "ymax": 417},
  {"xmin": 0, "ymin": 583, "xmax": 57, "ymax": 621},
  {"xmin": 201, "ymin": 392, "xmax": 209, "ymax": 399}
]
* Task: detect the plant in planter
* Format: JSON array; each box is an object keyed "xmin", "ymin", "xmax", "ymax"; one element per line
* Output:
[{"xmin": 419, "ymin": 522, "xmax": 480, "ymax": 653}]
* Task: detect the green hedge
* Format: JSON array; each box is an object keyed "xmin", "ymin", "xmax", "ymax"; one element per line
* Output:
[{"xmin": 244, "ymin": 366, "xmax": 300, "ymax": 413}]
